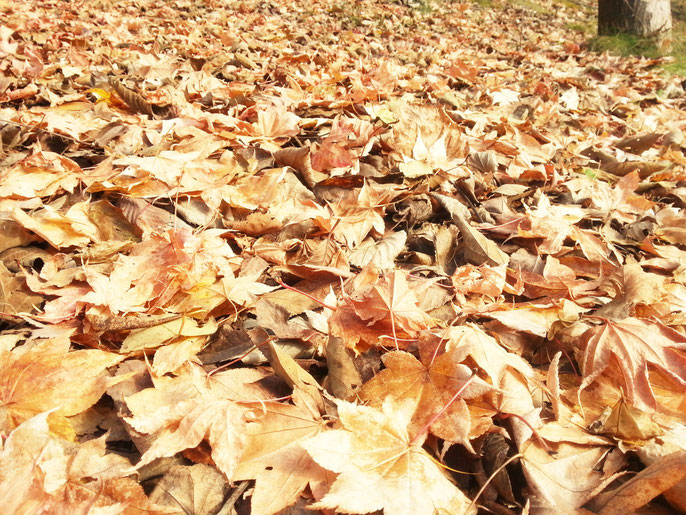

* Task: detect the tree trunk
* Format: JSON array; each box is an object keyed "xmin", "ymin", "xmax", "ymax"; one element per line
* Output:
[{"xmin": 598, "ymin": 0, "xmax": 672, "ymax": 38}]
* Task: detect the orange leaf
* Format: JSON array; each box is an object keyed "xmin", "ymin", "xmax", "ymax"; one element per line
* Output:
[
  {"xmin": 0, "ymin": 337, "xmax": 126, "ymax": 433},
  {"xmin": 0, "ymin": 411, "xmax": 152, "ymax": 512},
  {"xmin": 579, "ymin": 318, "xmax": 686, "ymax": 412},
  {"xmin": 358, "ymin": 349, "xmax": 492, "ymax": 451}
]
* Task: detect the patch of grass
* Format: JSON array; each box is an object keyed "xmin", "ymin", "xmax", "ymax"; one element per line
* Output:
[
  {"xmin": 662, "ymin": 42, "xmax": 686, "ymax": 76},
  {"xmin": 566, "ymin": 21, "xmax": 594, "ymax": 34},
  {"xmin": 586, "ymin": 11, "xmax": 686, "ymax": 77},
  {"xmin": 556, "ymin": 0, "xmax": 595, "ymax": 14},
  {"xmin": 665, "ymin": 3, "xmax": 686, "ymax": 75},
  {"xmin": 587, "ymin": 33, "xmax": 663, "ymax": 57},
  {"xmin": 416, "ymin": 0, "xmax": 434, "ymax": 14},
  {"xmin": 511, "ymin": 0, "xmax": 549, "ymax": 13},
  {"xmin": 468, "ymin": 0, "xmax": 685, "ymax": 77}
]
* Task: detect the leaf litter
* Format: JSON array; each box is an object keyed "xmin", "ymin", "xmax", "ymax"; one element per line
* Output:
[{"xmin": 1, "ymin": 0, "xmax": 685, "ymax": 512}]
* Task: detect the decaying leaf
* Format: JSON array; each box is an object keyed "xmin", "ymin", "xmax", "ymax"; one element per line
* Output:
[
  {"xmin": 326, "ymin": 334, "xmax": 363, "ymax": 400},
  {"xmin": 432, "ymin": 192, "xmax": 508, "ymax": 266},
  {"xmin": 590, "ymin": 451, "xmax": 686, "ymax": 514},
  {"xmin": 149, "ymin": 463, "xmax": 231, "ymax": 514},
  {"xmin": 262, "ymin": 340, "xmax": 324, "ymax": 416}
]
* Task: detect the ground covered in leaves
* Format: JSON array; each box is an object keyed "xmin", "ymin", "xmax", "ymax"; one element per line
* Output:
[{"xmin": 1, "ymin": 0, "xmax": 686, "ymax": 513}]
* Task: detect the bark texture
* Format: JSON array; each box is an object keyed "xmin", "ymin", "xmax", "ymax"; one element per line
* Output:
[{"xmin": 598, "ymin": 0, "xmax": 672, "ymax": 37}]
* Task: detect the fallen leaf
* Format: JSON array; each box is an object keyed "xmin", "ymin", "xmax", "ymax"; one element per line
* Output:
[
  {"xmin": 262, "ymin": 340, "xmax": 324, "ymax": 416},
  {"xmin": 590, "ymin": 451, "xmax": 686, "ymax": 514},
  {"xmin": 0, "ymin": 411, "xmax": 155, "ymax": 512},
  {"xmin": 0, "ymin": 262, "xmax": 43, "ymax": 320},
  {"xmin": 149, "ymin": 464, "xmax": 230, "ymax": 514},
  {"xmin": 0, "ymin": 336, "xmax": 126, "ymax": 434},
  {"xmin": 303, "ymin": 398, "xmax": 476, "ymax": 515},
  {"xmin": 125, "ymin": 363, "xmax": 272, "ymax": 479},
  {"xmin": 358, "ymin": 349, "xmax": 492, "ymax": 450},
  {"xmin": 579, "ymin": 318, "xmax": 686, "ymax": 412},
  {"xmin": 326, "ymin": 335, "xmax": 363, "ymax": 400},
  {"xmin": 234, "ymin": 399, "xmax": 328, "ymax": 515}
]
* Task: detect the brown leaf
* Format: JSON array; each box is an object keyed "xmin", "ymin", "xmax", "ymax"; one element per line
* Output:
[
  {"xmin": 481, "ymin": 433, "xmax": 517, "ymax": 504},
  {"xmin": 0, "ymin": 261, "xmax": 43, "ymax": 320},
  {"xmin": 263, "ymin": 340, "xmax": 324, "ymax": 416},
  {"xmin": 273, "ymin": 146, "xmax": 328, "ymax": 188},
  {"xmin": 325, "ymin": 335, "xmax": 363, "ymax": 400},
  {"xmin": 0, "ymin": 220, "xmax": 39, "ymax": 253},
  {"xmin": 432, "ymin": 193, "xmax": 508, "ymax": 266},
  {"xmin": 591, "ymin": 451, "xmax": 686, "ymax": 514},
  {"xmin": 615, "ymin": 132, "xmax": 663, "ymax": 154},
  {"xmin": 149, "ymin": 464, "xmax": 230, "ymax": 514},
  {"xmin": 579, "ymin": 318, "xmax": 686, "ymax": 412},
  {"xmin": 108, "ymin": 77, "xmax": 155, "ymax": 117}
]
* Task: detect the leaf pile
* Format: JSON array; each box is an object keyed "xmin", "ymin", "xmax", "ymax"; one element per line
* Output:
[{"xmin": 1, "ymin": 0, "xmax": 686, "ymax": 513}]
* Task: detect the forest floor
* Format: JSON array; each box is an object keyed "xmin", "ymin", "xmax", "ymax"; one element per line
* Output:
[{"xmin": 1, "ymin": 0, "xmax": 686, "ymax": 513}]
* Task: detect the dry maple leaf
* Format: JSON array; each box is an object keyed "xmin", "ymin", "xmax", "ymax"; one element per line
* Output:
[
  {"xmin": 124, "ymin": 363, "xmax": 272, "ymax": 479},
  {"xmin": 233, "ymin": 398, "xmax": 329, "ymax": 515},
  {"xmin": 0, "ymin": 335, "xmax": 126, "ymax": 434},
  {"xmin": 149, "ymin": 463, "xmax": 230, "ymax": 514},
  {"xmin": 303, "ymin": 398, "xmax": 475, "ymax": 515},
  {"xmin": 330, "ymin": 182, "xmax": 397, "ymax": 249},
  {"xmin": 329, "ymin": 270, "xmax": 434, "ymax": 351},
  {"xmin": 579, "ymin": 317, "xmax": 686, "ymax": 412},
  {"xmin": 0, "ymin": 410, "xmax": 159, "ymax": 513},
  {"xmin": 520, "ymin": 428, "xmax": 624, "ymax": 511},
  {"xmin": 353, "ymin": 270, "xmax": 434, "ymax": 334},
  {"xmin": 358, "ymin": 349, "xmax": 492, "ymax": 452},
  {"xmin": 442, "ymin": 324, "xmax": 535, "ymax": 387},
  {"xmin": 517, "ymin": 195, "xmax": 586, "ymax": 255}
]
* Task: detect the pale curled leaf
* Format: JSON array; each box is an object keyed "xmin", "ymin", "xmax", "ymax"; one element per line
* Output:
[
  {"xmin": 348, "ymin": 231, "xmax": 406, "ymax": 269},
  {"xmin": 431, "ymin": 192, "xmax": 508, "ymax": 266}
]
